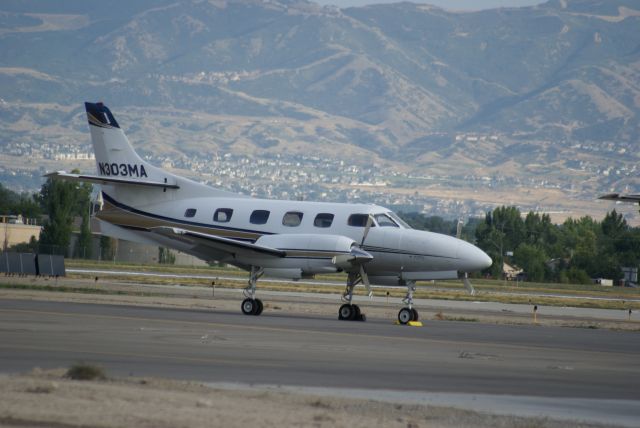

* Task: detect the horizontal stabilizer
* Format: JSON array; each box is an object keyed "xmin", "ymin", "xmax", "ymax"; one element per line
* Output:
[{"xmin": 45, "ymin": 171, "xmax": 179, "ymax": 189}]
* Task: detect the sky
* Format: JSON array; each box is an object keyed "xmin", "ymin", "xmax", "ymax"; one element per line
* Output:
[{"xmin": 313, "ymin": 0, "xmax": 547, "ymax": 10}]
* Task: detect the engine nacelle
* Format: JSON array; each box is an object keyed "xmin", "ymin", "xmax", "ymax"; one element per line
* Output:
[
  {"xmin": 256, "ymin": 233, "xmax": 356, "ymax": 254},
  {"xmin": 254, "ymin": 234, "xmax": 357, "ymax": 276}
]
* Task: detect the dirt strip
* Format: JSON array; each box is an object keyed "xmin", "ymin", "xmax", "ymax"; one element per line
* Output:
[{"xmin": 0, "ymin": 369, "xmax": 610, "ymax": 428}]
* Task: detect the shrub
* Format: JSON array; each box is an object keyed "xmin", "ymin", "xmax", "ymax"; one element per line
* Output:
[{"xmin": 65, "ymin": 363, "xmax": 107, "ymax": 381}]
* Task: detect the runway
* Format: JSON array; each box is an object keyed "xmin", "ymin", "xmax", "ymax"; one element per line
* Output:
[{"xmin": 1, "ymin": 298, "xmax": 638, "ymax": 397}]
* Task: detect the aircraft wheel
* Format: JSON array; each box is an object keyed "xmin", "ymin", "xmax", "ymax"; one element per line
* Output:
[
  {"xmin": 241, "ymin": 298, "xmax": 256, "ymax": 315},
  {"xmin": 411, "ymin": 308, "xmax": 419, "ymax": 322},
  {"xmin": 352, "ymin": 304, "xmax": 361, "ymax": 320},
  {"xmin": 255, "ymin": 298, "xmax": 264, "ymax": 316},
  {"xmin": 398, "ymin": 307, "xmax": 413, "ymax": 325},
  {"xmin": 338, "ymin": 304, "xmax": 354, "ymax": 320}
]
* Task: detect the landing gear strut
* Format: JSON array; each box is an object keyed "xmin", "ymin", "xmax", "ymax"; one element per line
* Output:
[
  {"xmin": 398, "ymin": 280, "xmax": 419, "ymax": 324},
  {"xmin": 338, "ymin": 271, "xmax": 367, "ymax": 321},
  {"xmin": 242, "ymin": 266, "xmax": 264, "ymax": 316}
]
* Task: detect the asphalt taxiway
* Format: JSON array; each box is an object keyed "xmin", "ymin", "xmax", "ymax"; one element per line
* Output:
[{"xmin": 1, "ymin": 298, "xmax": 639, "ymax": 425}]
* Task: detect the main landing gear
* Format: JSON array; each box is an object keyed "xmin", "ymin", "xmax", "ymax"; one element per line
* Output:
[
  {"xmin": 397, "ymin": 280, "xmax": 419, "ymax": 325},
  {"xmin": 241, "ymin": 266, "xmax": 264, "ymax": 316},
  {"xmin": 338, "ymin": 271, "xmax": 367, "ymax": 321}
]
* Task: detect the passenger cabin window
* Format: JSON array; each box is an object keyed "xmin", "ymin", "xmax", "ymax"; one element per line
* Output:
[
  {"xmin": 348, "ymin": 214, "xmax": 375, "ymax": 227},
  {"xmin": 314, "ymin": 213, "xmax": 334, "ymax": 228},
  {"xmin": 214, "ymin": 208, "xmax": 233, "ymax": 223},
  {"xmin": 250, "ymin": 210, "xmax": 270, "ymax": 225},
  {"xmin": 282, "ymin": 211, "xmax": 303, "ymax": 227},
  {"xmin": 374, "ymin": 213, "xmax": 399, "ymax": 227},
  {"xmin": 184, "ymin": 208, "xmax": 197, "ymax": 218}
]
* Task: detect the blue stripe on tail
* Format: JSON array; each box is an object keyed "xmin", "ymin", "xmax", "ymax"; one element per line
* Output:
[{"xmin": 85, "ymin": 102, "xmax": 120, "ymax": 129}]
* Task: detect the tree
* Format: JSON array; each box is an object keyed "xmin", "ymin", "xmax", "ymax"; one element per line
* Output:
[
  {"xmin": 99, "ymin": 235, "xmax": 116, "ymax": 261},
  {"xmin": 39, "ymin": 171, "xmax": 92, "ymax": 256},
  {"xmin": 513, "ymin": 243, "xmax": 548, "ymax": 282},
  {"xmin": 0, "ymin": 182, "xmax": 41, "ymax": 220},
  {"xmin": 475, "ymin": 206, "xmax": 525, "ymax": 278},
  {"xmin": 74, "ymin": 205, "xmax": 93, "ymax": 259}
]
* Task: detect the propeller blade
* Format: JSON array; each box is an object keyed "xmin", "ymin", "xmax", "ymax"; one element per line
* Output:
[
  {"xmin": 360, "ymin": 264, "xmax": 373, "ymax": 298},
  {"xmin": 462, "ymin": 272, "xmax": 476, "ymax": 296},
  {"xmin": 360, "ymin": 214, "xmax": 373, "ymax": 246}
]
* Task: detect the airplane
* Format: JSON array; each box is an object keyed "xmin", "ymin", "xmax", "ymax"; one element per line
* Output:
[
  {"xmin": 599, "ymin": 193, "xmax": 640, "ymax": 204},
  {"xmin": 48, "ymin": 102, "xmax": 492, "ymax": 324}
]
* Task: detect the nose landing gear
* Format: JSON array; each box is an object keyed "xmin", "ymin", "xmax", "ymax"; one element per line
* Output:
[
  {"xmin": 398, "ymin": 280, "xmax": 419, "ymax": 325},
  {"xmin": 338, "ymin": 271, "xmax": 367, "ymax": 321},
  {"xmin": 241, "ymin": 266, "xmax": 264, "ymax": 316}
]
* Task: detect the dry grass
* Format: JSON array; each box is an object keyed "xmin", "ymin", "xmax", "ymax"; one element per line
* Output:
[{"xmin": 61, "ymin": 260, "xmax": 640, "ymax": 311}]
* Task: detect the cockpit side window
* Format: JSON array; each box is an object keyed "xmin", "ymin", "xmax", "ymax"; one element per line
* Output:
[
  {"xmin": 374, "ymin": 213, "xmax": 399, "ymax": 227},
  {"xmin": 347, "ymin": 214, "xmax": 375, "ymax": 227}
]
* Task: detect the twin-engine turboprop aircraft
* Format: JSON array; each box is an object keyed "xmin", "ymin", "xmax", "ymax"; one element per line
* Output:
[{"xmin": 48, "ymin": 102, "xmax": 492, "ymax": 324}]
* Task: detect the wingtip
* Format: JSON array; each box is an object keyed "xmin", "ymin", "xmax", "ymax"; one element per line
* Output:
[{"xmin": 598, "ymin": 193, "xmax": 619, "ymax": 200}]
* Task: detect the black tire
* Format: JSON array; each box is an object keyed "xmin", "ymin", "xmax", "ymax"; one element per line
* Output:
[
  {"xmin": 352, "ymin": 304, "xmax": 361, "ymax": 320},
  {"xmin": 358, "ymin": 313, "xmax": 367, "ymax": 322},
  {"xmin": 398, "ymin": 307, "xmax": 413, "ymax": 325},
  {"xmin": 241, "ymin": 298, "xmax": 255, "ymax": 315},
  {"xmin": 255, "ymin": 299, "xmax": 264, "ymax": 316},
  {"xmin": 338, "ymin": 304, "xmax": 354, "ymax": 320},
  {"xmin": 411, "ymin": 308, "xmax": 419, "ymax": 322}
]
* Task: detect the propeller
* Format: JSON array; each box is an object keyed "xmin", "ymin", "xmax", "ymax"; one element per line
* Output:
[
  {"xmin": 462, "ymin": 272, "xmax": 476, "ymax": 296},
  {"xmin": 456, "ymin": 218, "xmax": 463, "ymax": 239},
  {"xmin": 361, "ymin": 214, "xmax": 373, "ymax": 247},
  {"xmin": 332, "ymin": 214, "xmax": 375, "ymax": 297},
  {"xmin": 359, "ymin": 214, "xmax": 374, "ymax": 297},
  {"xmin": 332, "ymin": 246, "xmax": 373, "ymax": 269},
  {"xmin": 456, "ymin": 218, "xmax": 475, "ymax": 295}
]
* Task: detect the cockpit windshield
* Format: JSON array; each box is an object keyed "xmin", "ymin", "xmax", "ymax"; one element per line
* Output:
[
  {"xmin": 387, "ymin": 211, "xmax": 411, "ymax": 229},
  {"xmin": 374, "ymin": 213, "xmax": 399, "ymax": 227}
]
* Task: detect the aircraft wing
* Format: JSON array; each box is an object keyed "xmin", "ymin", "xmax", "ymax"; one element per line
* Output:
[
  {"xmin": 149, "ymin": 227, "xmax": 286, "ymax": 262},
  {"xmin": 599, "ymin": 193, "xmax": 640, "ymax": 203},
  {"xmin": 45, "ymin": 171, "xmax": 180, "ymax": 189}
]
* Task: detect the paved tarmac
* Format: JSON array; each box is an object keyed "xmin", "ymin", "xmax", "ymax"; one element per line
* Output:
[{"xmin": 1, "ymin": 298, "xmax": 638, "ymax": 397}]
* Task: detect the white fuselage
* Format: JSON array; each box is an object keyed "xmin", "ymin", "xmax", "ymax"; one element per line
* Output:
[{"xmin": 97, "ymin": 183, "xmax": 491, "ymax": 283}]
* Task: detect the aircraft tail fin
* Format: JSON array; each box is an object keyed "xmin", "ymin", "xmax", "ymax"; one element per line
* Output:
[
  {"xmin": 85, "ymin": 102, "xmax": 158, "ymax": 181},
  {"xmin": 81, "ymin": 102, "xmax": 242, "ymax": 199}
]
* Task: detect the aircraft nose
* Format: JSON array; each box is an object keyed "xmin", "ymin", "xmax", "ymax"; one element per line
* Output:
[{"xmin": 457, "ymin": 240, "xmax": 492, "ymax": 272}]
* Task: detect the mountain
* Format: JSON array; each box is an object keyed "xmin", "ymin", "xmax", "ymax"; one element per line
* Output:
[{"xmin": 0, "ymin": 0, "xmax": 638, "ymax": 200}]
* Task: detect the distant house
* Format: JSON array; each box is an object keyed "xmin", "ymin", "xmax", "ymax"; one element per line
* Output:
[
  {"xmin": 503, "ymin": 262, "xmax": 524, "ymax": 281},
  {"xmin": 1, "ymin": 215, "xmax": 41, "ymax": 250}
]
